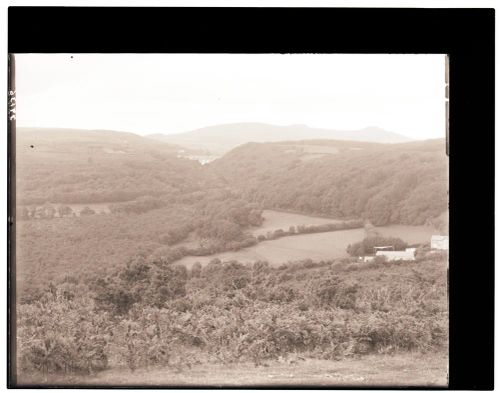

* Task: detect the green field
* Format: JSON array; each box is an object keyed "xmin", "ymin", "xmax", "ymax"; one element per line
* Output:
[
  {"xmin": 176, "ymin": 228, "xmax": 365, "ymax": 268},
  {"xmin": 18, "ymin": 352, "xmax": 448, "ymax": 387},
  {"xmin": 176, "ymin": 210, "xmax": 439, "ymax": 268},
  {"xmin": 279, "ymin": 143, "xmax": 341, "ymax": 162}
]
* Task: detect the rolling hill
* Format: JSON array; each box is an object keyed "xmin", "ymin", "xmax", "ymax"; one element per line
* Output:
[
  {"xmin": 16, "ymin": 127, "xmax": 181, "ymax": 153},
  {"xmin": 15, "ymin": 127, "xmax": 214, "ymax": 205},
  {"xmin": 15, "ymin": 128, "xmax": 448, "ymax": 299}
]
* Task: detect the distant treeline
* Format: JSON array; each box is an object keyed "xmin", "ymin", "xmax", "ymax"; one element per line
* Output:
[
  {"xmin": 257, "ymin": 220, "xmax": 364, "ymax": 241},
  {"xmin": 17, "ymin": 204, "xmax": 104, "ymax": 219}
]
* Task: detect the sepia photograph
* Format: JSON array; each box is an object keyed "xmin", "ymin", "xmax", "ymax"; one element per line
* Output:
[{"xmin": 12, "ymin": 53, "xmax": 449, "ymax": 387}]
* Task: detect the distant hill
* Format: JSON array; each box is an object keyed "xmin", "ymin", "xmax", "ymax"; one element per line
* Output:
[
  {"xmin": 147, "ymin": 123, "xmax": 413, "ymax": 154},
  {"xmin": 16, "ymin": 127, "xmax": 182, "ymax": 153}
]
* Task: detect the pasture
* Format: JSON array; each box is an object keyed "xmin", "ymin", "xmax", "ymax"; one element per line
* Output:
[
  {"xmin": 280, "ymin": 143, "xmax": 341, "ymax": 162},
  {"xmin": 176, "ymin": 210, "xmax": 438, "ymax": 268},
  {"xmin": 176, "ymin": 228, "xmax": 366, "ymax": 268}
]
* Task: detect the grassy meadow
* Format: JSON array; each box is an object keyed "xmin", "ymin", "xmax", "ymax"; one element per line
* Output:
[
  {"xmin": 176, "ymin": 210, "xmax": 438, "ymax": 268},
  {"xmin": 175, "ymin": 228, "xmax": 365, "ymax": 268}
]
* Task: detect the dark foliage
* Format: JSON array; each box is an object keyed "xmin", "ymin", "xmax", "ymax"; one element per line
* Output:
[{"xmin": 347, "ymin": 236, "xmax": 408, "ymax": 256}]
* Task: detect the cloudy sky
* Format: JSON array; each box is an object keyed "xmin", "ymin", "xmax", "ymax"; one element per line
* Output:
[{"xmin": 15, "ymin": 53, "xmax": 446, "ymax": 139}]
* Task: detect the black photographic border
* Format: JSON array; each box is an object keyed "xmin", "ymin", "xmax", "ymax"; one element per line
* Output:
[{"xmin": 7, "ymin": 7, "xmax": 495, "ymax": 390}]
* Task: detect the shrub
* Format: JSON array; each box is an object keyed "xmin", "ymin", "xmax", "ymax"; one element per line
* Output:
[
  {"xmin": 347, "ymin": 236, "xmax": 408, "ymax": 257},
  {"xmin": 80, "ymin": 206, "xmax": 96, "ymax": 216},
  {"xmin": 190, "ymin": 262, "xmax": 202, "ymax": 278},
  {"xmin": 314, "ymin": 275, "xmax": 360, "ymax": 309},
  {"xmin": 18, "ymin": 287, "xmax": 110, "ymax": 374},
  {"xmin": 17, "ymin": 254, "xmax": 448, "ymax": 377}
]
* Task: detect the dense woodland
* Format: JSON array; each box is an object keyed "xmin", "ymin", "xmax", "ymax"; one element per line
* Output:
[
  {"xmin": 15, "ymin": 128, "xmax": 449, "ymax": 381},
  {"xmin": 17, "ymin": 192, "xmax": 265, "ymax": 296},
  {"xmin": 209, "ymin": 139, "xmax": 448, "ymax": 226}
]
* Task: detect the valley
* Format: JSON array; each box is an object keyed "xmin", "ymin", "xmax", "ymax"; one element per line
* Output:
[
  {"xmin": 12, "ymin": 51, "xmax": 455, "ymax": 388},
  {"xmin": 14, "ymin": 126, "xmax": 449, "ymax": 387}
]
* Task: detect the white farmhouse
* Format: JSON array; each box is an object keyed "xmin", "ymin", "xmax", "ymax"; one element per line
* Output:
[
  {"xmin": 375, "ymin": 248, "xmax": 416, "ymax": 261},
  {"xmin": 431, "ymin": 235, "xmax": 449, "ymax": 250}
]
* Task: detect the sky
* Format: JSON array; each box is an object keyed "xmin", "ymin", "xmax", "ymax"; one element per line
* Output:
[{"xmin": 15, "ymin": 53, "xmax": 446, "ymax": 139}]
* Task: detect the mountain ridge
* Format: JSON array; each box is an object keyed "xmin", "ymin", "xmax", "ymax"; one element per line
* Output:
[{"xmin": 147, "ymin": 123, "xmax": 414, "ymax": 154}]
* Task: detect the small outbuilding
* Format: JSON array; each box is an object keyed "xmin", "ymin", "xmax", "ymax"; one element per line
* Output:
[{"xmin": 431, "ymin": 235, "xmax": 449, "ymax": 250}]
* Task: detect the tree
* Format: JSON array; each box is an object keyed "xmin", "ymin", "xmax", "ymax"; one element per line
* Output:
[
  {"xmin": 191, "ymin": 262, "xmax": 202, "ymax": 278},
  {"xmin": 94, "ymin": 278, "xmax": 138, "ymax": 315},
  {"xmin": 273, "ymin": 229, "xmax": 285, "ymax": 238},
  {"xmin": 346, "ymin": 236, "xmax": 408, "ymax": 256},
  {"xmin": 57, "ymin": 205, "xmax": 74, "ymax": 218}
]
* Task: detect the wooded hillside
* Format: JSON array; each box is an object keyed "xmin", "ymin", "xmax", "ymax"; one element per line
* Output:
[{"xmin": 209, "ymin": 139, "xmax": 448, "ymax": 226}]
